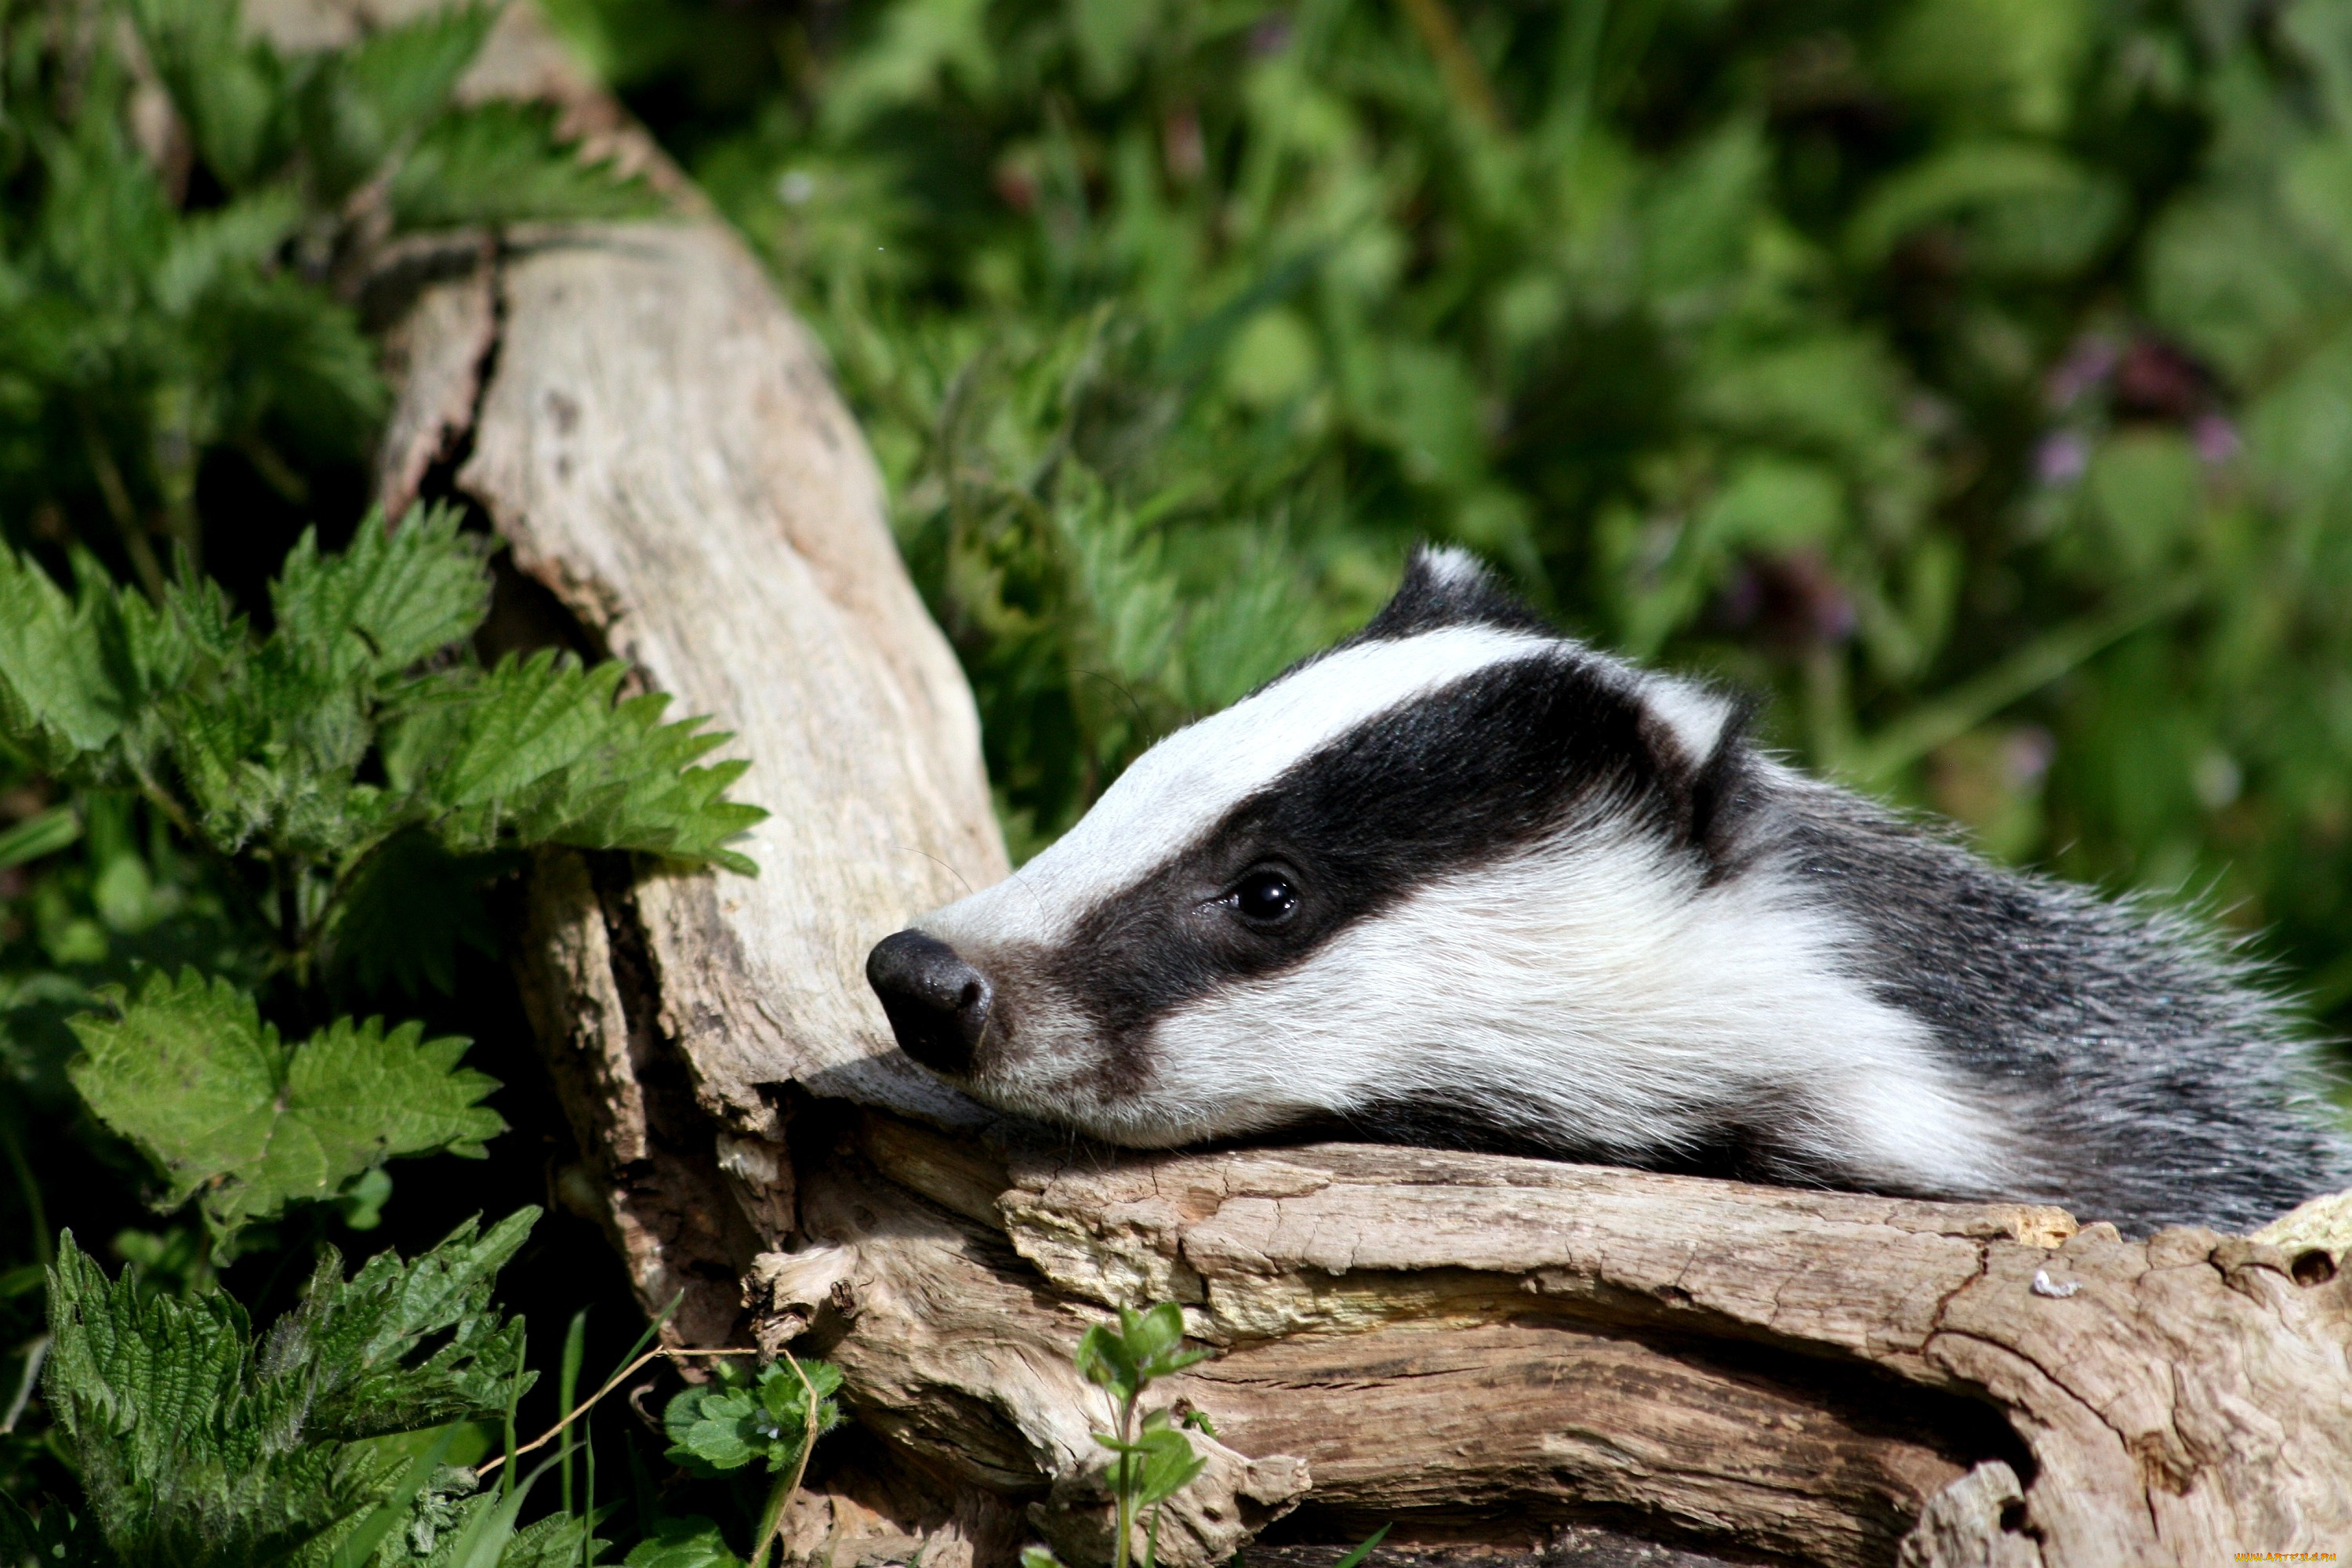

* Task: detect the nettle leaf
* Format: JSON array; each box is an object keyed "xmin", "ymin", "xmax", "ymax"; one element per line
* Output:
[
  {"xmin": 660, "ymin": 1359, "xmax": 842, "ymax": 1479},
  {"xmin": 301, "ymin": 3, "xmax": 501, "ymax": 201},
  {"xmin": 150, "ymin": 190, "xmax": 303, "ymax": 315},
  {"xmin": 67, "ymin": 970, "xmax": 503, "ymax": 1247},
  {"xmin": 325, "ymin": 829, "xmax": 504, "ymax": 997},
  {"xmin": 125, "ymin": 0, "xmax": 287, "ymax": 191},
  {"xmin": 0, "ymin": 545, "xmax": 250, "ymax": 784},
  {"xmin": 401, "ymin": 651, "xmax": 767, "ymax": 871},
  {"xmin": 0, "ymin": 546, "xmax": 132, "ymax": 773},
  {"xmin": 271, "ymin": 506, "xmax": 492, "ymax": 683},
  {"xmin": 259, "ymin": 1208, "xmax": 535, "ymax": 1441},
  {"xmin": 42, "ymin": 1214, "xmax": 533, "ymax": 1568},
  {"xmin": 389, "ymin": 102, "xmax": 659, "ymax": 229}
]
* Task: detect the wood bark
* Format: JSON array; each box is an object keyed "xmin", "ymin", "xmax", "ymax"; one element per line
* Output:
[{"xmin": 252, "ymin": 4, "xmax": 2352, "ymax": 1564}]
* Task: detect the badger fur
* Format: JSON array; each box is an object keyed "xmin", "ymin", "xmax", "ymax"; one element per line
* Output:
[{"xmin": 867, "ymin": 546, "xmax": 2350, "ymax": 1234}]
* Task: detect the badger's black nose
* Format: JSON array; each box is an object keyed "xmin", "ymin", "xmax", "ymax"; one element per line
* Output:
[{"xmin": 866, "ymin": 929, "xmax": 993, "ymax": 1076}]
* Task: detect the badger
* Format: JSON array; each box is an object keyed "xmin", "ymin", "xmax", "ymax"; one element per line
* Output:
[{"xmin": 867, "ymin": 546, "xmax": 2350, "ymax": 1234}]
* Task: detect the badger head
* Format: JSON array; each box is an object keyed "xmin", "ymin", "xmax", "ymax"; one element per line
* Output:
[{"xmin": 866, "ymin": 546, "xmax": 2021, "ymax": 1198}]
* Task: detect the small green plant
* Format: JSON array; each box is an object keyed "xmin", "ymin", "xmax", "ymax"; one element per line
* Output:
[
  {"xmin": 653, "ymin": 1353, "xmax": 842, "ymax": 1568},
  {"xmin": 1065, "ymin": 1302, "xmax": 1210, "ymax": 1568},
  {"xmin": 1023, "ymin": 1302, "xmax": 1386, "ymax": 1568},
  {"xmin": 0, "ymin": 1208, "xmax": 595, "ymax": 1567},
  {"xmin": 1021, "ymin": 1302, "xmax": 1209, "ymax": 1568},
  {"xmin": 0, "ymin": 503, "xmax": 764, "ymax": 1258}
]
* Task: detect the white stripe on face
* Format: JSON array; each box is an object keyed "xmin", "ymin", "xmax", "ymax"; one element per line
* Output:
[{"xmin": 926, "ymin": 623, "xmax": 1564, "ymax": 946}]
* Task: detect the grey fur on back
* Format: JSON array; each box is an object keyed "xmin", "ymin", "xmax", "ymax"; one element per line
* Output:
[{"xmin": 1767, "ymin": 777, "xmax": 2350, "ymax": 1232}]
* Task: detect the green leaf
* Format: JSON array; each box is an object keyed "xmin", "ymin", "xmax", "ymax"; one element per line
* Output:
[
  {"xmin": 659, "ymin": 1359, "xmax": 841, "ymax": 1479},
  {"xmin": 1131, "ymin": 1426, "xmax": 1205, "ymax": 1508},
  {"xmin": 325, "ymin": 829, "xmax": 503, "ymax": 997},
  {"xmin": 2084, "ymin": 430, "xmax": 2201, "ymax": 576},
  {"xmin": 1121, "ymin": 1302, "xmax": 1184, "ymax": 1370},
  {"xmin": 1330, "ymin": 1523, "xmax": 1392, "ymax": 1568},
  {"xmin": 301, "ymin": 4, "xmax": 503, "ymax": 201},
  {"xmin": 389, "ymin": 103, "xmax": 658, "ymax": 230},
  {"xmin": 623, "ymin": 1517, "xmax": 744, "ymax": 1568},
  {"xmin": 0, "ymin": 549, "xmax": 135, "ymax": 775},
  {"xmin": 1847, "ymin": 142, "xmax": 2124, "ymax": 275},
  {"xmin": 125, "ymin": 0, "xmax": 286, "ymax": 189},
  {"xmin": 401, "ymin": 651, "xmax": 767, "ymax": 871},
  {"xmin": 327, "ymin": 1421, "xmax": 463, "ymax": 1568},
  {"xmin": 1074, "ymin": 1320, "xmax": 1140, "ymax": 1401},
  {"xmin": 151, "ymin": 191, "xmax": 303, "ymax": 316},
  {"xmin": 41, "ymin": 1214, "xmax": 532, "ymax": 1568},
  {"xmin": 270, "ymin": 506, "xmax": 492, "ymax": 684},
  {"xmin": 0, "ymin": 804, "xmax": 81, "ymax": 869},
  {"xmin": 66, "ymin": 970, "xmax": 504, "ymax": 1246}
]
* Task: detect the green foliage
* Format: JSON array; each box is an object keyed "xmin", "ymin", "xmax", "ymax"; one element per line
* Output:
[
  {"xmin": 0, "ymin": 503, "xmax": 763, "ymax": 963},
  {"xmin": 655, "ymin": 1357, "xmax": 840, "ymax": 1568},
  {"xmin": 620, "ymin": 1517, "xmax": 740, "ymax": 1568},
  {"xmin": 1036, "ymin": 1303, "xmax": 1211, "ymax": 1568},
  {"xmin": 0, "ymin": 504, "xmax": 760, "ymax": 1251},
  {"xmin": 0, "ymin": 510, "xmax": 757, "ymax": 1269},
  {"xmin": 0, "ymin": 0, "xmax": 652, "ymax": 593},
  {"xmin": 28, "ymin": 1210, "xmax": 535, "ymax": 1567},
  {"xmin": 554, "ymin": 0, "xmax": 2352, "ymax": 1026},
  {"xmin": 67, "ymin": 970, "xmax": 502, "ymax": 1247},
  {"xmin": 659, "ymin": 1359, "xmax": 841, "ymax": 1479}
]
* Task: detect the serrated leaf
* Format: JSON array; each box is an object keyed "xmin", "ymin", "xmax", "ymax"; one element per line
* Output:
[
  {"xmin": 151, "ymin": 191, "xmax": 303, "ymax": 315},
  {"xmin": 125, "ymin": 0, "xmax": 286, "ymax": 190},
  {"xmin": 0, "ymin": 547, "xmax": 134, "ymax": 774},
  {"xmin": 406, "ymin": 651, "xmax": 766, "ymax": 870},
  {"xmin": 42, "ymin": 1215, "xmax": 533, "ymax": 1568},
  {"xmin": 270, "ymin": 506, "xmax": 492, "ymax": 684},
  {"xmin": 388, "ymin": 103, "xmax": 659, "ymax": 230},
  {"xmin": 303, "ymin": 4, "xmax": 502, "ymax": 201},
  {"xmin": 66, "ymin": 970, "xmax": 504, "ymax": 1246}
]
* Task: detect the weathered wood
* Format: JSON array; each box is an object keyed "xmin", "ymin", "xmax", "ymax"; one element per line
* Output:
[
  {"xmin": 249, "ymin": 4, "xmax": 2352, "ymax": 1564},
  {"xmin": 764, "ymin": 1112, "xmax": 2352, "ymax": 1567}
]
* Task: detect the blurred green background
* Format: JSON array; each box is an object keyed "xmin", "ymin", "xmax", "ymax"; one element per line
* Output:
[{"xmin": 554, "ymin": 0, "xmax": 2352, "ymax": 1026}]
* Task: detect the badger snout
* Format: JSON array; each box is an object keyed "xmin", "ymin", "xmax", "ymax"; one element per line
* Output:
[{"xmin": 866, "ymin": 929, "xmax": 993, "ymax": 1076}]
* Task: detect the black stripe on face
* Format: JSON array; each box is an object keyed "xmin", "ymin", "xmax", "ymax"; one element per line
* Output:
[{"xmin": 1042, "ymin": 648, "xmax": 1738, "ymax": 1053}]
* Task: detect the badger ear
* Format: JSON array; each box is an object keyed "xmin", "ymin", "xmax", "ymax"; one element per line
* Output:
[
  {"xmin": 1357, "ymin": 544, "xmax": 1554, "ymax": 641},
  {"xmin": 1634, "ymin": 675, "xmax": 1760, "ymax": 874}
]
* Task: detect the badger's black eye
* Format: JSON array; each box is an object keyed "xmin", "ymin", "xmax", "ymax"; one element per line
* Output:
[{"xmin": 1229, "ymin": 868, "xmax": 1301, "ymax": 925}]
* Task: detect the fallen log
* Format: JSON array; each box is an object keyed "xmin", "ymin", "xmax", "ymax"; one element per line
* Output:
[{"xmin": 260, "ymin": 4, "xmax": 2352, "ymax": 1563}]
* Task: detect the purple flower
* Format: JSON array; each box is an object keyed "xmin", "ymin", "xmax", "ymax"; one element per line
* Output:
[
  {"xmin": 2035, "ymin": 430, "xmax": 2089, "ymax": 486},
  {"xmin": 2004, "ymin": 726, "xmax": 2056, "ymax": 788},
  {"xmin": 2192, "ymin": 413, "xmax": 2241, "ymax": 465},
  {"xmin": 2045, "ymin": 336, "xmax": 2118, "ymax": 411}
]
